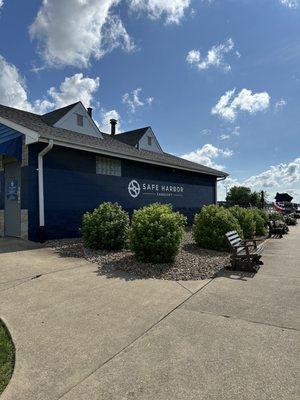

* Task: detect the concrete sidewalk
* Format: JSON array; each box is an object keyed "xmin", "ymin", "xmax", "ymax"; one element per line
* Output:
[{"xmin": 0, "ymin": 226, "xmax": 299, "ymax": 400}]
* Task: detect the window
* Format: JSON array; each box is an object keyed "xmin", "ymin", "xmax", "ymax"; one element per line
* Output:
[
  {"xmin": 96, "ymin": 156, "xmax": 121, "ymax": 176},
  {"xmin": 147, "ymin": 136, "xmax": 152, "ymax": 146},
  {"xmin": 77, "ymin": 114, "xmax": 84, "ymax": 127}
]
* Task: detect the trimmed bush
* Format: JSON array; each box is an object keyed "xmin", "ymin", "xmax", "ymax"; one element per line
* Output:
[
  {"xmin": 256, "ymin": 209, "xmax": 269, "ymax": 224},
  {"xmin": 129, "ymin": 203, "xmax": 187, "ymax": 263},
  {"xmin": 82, "ymin": 202, "xmax": 129, "ymax": 250},
  {"xmin": 268, "ymin": 212, "xmax": 284, "ymax": 221},
  {"xmin": 284, "ymin": 215, "xmax": 297, "ymax": 226},
  {"xmin": 192, "ymin": 205, "xmax": 242, "ymax": 251},
  {"xmin": 251, "ymin": 209, "xmax": 268, "ymax": 236},
  {"xmin": 229, "ymin": 206, "xmax": 256, "ymax": 239}
]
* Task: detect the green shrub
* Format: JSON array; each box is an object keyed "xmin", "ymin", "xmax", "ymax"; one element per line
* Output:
[
  {"xmin": 256, "ymin": 209, "xmax": 269, "ymax": 224},
  {"xmin": 192, "ymin": 205, "xmax": 242, "ymax": 251},
  {"xmin": 229, "ymin": 206, "xmax": 256, "ymax": 239},
  {"xmin": 82, "ymin": 202, "xmax": 129, "ymax": 250},
  {"xmin": 268, "ymin": 212, "xmax": 284, "ymax": 221},
  {"xmin": 129, "ymin": 203, "xmax": 186, "ymax": 263},
  {"xmin": 284, "ymin": 215, "xmax": 297, "ymax": 226},
  {"xmin": 251, "ymin": 209, "xmax": 267, "ymax": 236}
]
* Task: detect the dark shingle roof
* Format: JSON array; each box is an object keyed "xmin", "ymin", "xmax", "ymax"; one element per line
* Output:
[
  {"xmin": 113, "ymin": 127, "xmax": 150, "ymax": 146},
  {"xmin": 41, "ymin": 102, "xmax": 79, "ymax": 126},
  {"xmin": 0, "ymin": 104, "xmax": 228, "ymax": 177}
]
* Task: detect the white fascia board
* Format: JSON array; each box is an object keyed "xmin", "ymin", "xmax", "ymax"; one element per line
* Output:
[
  {"xmin": 0, "ymin": 117, "xmax": 40, "ymax": 144},
  {"xmin": 38, "ymin": 137, "xmax": 227, "ymax": 177}
]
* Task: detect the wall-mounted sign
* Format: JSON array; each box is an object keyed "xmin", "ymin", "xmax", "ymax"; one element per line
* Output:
[
  {"xmin": 128, "ymin": 179, "xmax": 184, "ymax": 199},
  {"xmin": 7, "ymin": 179, "xmax": 18, "ymax": 201},
  {"xmin": 128, "ymin": 180, "xmax": 141, "ymax": 198}
]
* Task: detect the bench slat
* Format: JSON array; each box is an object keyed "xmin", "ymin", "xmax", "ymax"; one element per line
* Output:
[
  {"xmin": 226, "ymin": 232, "xmax": 239, "ymax": 238},
  {"xmin": 227, "ymin": 234, "xmax": 240, "ymax": 241},
  {"xmin": 226, "ymin": 231, "xmax": 236, "ymax": 236},
  {"xmin": 227, "ymin": 236, "xmax": 242, "ymax": 243},
  {"xmin": 230, "ymin": 239, "xmax": 242, "ymax": 247},
  {"xmin": 237, "ymin": 247, "xmax": 263, "ymax": 256}
]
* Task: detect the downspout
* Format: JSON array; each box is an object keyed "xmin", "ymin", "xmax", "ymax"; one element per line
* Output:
[
  {"xmin": 38, "ymin": 140, "xmax": 53, "ymax": 242},
  {"xmin": 216, "ymin": 176, "xmax": 227, "ymax": 205}
]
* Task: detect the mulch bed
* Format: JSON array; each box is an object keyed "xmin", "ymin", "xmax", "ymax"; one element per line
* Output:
[{"xmin": 45, "ymin": 232, "xmax": 230, "ymax": 281}]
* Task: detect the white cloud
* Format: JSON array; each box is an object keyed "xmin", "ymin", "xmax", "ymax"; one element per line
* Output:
[
  {"xmin": 186, "ymin": 49, "xmax": 200, "ymax": 64},
  {"xmin": 212, "ymin": 88, "xmax": 270, "ymax": 122},
  {"xmin": 0, "ymin": 1, "xmax": 3, "ymax": 9},
  {"xmin": 279, "ymin": 0, "xmax": 299, "ymax": 8},
  {"xmin": 100, "ymin": 109, "xmax": 121, "ymax": 133},
  {"xmin": 244, "ymin": 159, "xmax": 300, "ymax": 188},
  {"xmin": 122, "ymin": 88, "xmax": 154, "ymax": 112},
  {"xmin": 275, "ymin": 98, "xmax": 287, "ymax": 112},
  {"xmin": 0, "ymin": 54, "xmax": 121, "ymax": 134},
  {"xmin": 48, "ymin": 73, "xmax": 100, "ymax": 108},
  {"xmin": 0, "ymin": 55, "xmax": 100, "ymax": 114},
  {"xmin": 218, "ymin": 126, "xmax": 240, "ymax": 140},
  {"xmin": 181, "ymin": 143, "xmax": 233, "ymax": 170},
  {"xmin": 201, "ymin": 128, "xmax": 211, "ymax": 135},
  {"xmin": 186, "ymin": 38, "xmax": 235, "ymax": 72},
  {"xmin": 29, "ymin": 0, "xmax": 135, "ymax": 68},
  {"xmin": 219, "ymin": 134, "xmax": 230, "ymax": 140},
  {"xmin": 146, "ymin": 96, "xmax": 154, "ymax": 105},
  {"xmin": 218, "ymin": 158, "xmax": 300, "ymax": 202},
  {"xmin": 0, "ymin": 55, "xmax": 31, "ymax": 111},
  {"xmin": 0, "ymin": 55, "xmax": 52, "ymax": 113},
  {"xmin": 231, "ymin": 126, "xmax": 240, "ymax": 136},
  {"xmin": 129, "ymin": 0, "xmax": 191, "ymax": 24}
]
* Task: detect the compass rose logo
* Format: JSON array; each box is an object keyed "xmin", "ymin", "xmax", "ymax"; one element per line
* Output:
[{"xmin": 128, "ymin": 180, "xmax": 141, "ymax": 198}]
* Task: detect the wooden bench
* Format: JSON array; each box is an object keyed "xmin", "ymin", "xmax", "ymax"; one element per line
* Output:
[
  {"xmin": 225, "ymin": 230, "xmax": 264, "ymax": 272},
  {"xmin": 267, "ymin": 221, "xmax": 285, "ymax": 238}
]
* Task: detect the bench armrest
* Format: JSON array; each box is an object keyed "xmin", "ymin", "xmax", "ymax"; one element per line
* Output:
[{"xmin": 242, "ymin": 239, "xmax": 258, "ymax": 248}]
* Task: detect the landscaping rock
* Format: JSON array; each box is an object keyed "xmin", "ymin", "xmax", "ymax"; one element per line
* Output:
[{"xmin": 45, "ymin": 232, "xmax": 230, "ymax": 281}]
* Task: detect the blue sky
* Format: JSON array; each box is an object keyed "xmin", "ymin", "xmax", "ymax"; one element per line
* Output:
[{"xmin": 0, "ymin": 0, "xmax": 299, "ymax": 201}]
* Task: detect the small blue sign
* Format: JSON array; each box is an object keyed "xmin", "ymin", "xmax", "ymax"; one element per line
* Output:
[{"xmin": 7, "ymin": 179, "xmax": 18, "ymax": 201}]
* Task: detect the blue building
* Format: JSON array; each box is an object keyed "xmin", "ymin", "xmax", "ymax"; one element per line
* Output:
[{"xmin": 0, "ymin": 102, "xmax": 227, "ymax": 241}]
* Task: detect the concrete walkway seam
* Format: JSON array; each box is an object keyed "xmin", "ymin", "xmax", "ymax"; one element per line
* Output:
[{"xmin": 56, "ymin": 278, "xmax": 215, "ymax": 400}]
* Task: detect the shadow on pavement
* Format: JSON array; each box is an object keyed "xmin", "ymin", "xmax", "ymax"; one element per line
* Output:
[{"xmin": 0, "ymin": 238, "xmax": 43, "ymax": 254}]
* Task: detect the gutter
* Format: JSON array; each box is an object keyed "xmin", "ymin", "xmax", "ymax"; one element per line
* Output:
[{"xmin": 38, "ymin": 140, "xmax": 53, "ymax": 242}]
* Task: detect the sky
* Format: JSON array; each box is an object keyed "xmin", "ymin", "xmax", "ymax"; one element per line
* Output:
[{"xmin": 0, "ymin": 0, "xmax": 299, "ymax": 202}]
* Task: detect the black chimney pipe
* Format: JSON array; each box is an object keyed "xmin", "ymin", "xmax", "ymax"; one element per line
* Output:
[
  {"xmin": 110, "ymin": 119, "xmax": 117, "ymax": 135},
  {"xmin": 87, "ymin": 107, "xmax": 93, "ymax": 118}
]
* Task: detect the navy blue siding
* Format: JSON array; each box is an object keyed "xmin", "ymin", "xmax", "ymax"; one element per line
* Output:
[
  {"xmin": 27, "ymin": 146, "xmax": 40, "ymax": 241},
  {"xmin": 0, "ymin": 170, "xmax": 4, "ymax": 209},
  {"xmin": 28, "ymin": 144, "xmax": 216, "ymax": 241}
]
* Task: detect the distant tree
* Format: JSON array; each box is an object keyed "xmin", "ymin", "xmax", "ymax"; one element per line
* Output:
[
  {"xmin": 226, "ymin": 186, "xmax": 261, "ymax": 207},
  {"xmin": 250, "ymin": 191, "xmax": 261, "ymax": 207}
]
